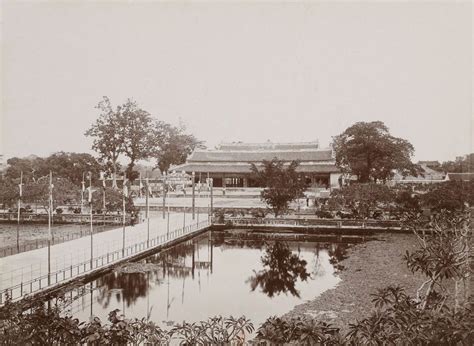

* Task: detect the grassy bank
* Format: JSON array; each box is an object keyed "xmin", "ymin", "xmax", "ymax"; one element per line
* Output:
[{"xmin": 284, "ymin": 233, "xmax": 426, "ymax": 334}]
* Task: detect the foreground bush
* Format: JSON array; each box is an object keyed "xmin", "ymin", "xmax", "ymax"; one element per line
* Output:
[{"xmin": 0, "ymin": 299, "xmax": 253, "ymax": 345}]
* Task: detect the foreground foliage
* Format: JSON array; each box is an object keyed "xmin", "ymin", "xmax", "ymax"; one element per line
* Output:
[{"xmin": 0, "ymin": 300, "xmax": 254, "ymax": 345}]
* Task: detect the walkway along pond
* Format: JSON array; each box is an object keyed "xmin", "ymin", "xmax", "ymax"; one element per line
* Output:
[
  {"xmin": 0, "ymin": 213, "xmax": 211, "ymax": 304},
  {"xmin": 0, "ymin": 214, "xmax": 401, "ymax": 307}
]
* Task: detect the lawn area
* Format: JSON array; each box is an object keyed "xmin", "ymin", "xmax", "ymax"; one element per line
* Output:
[{"xmin": 285, "ymin": 233, "xmax": 426, "ymax": 335}]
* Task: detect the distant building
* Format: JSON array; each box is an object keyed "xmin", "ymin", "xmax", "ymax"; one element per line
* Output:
[
  {"xmin": 445, "ymin": 172, "xmax": 474, "ymax": 182},
  {"xmin": 391, "ymin": 163, "xmax": 445, "ymax": 185},
  {"xmin": 418, "ymin": 161, "xmax": 441, "ymax": 170},
  {"xmin": 172, "ymin": 141, "xmax": 342, "ymax": 188}
]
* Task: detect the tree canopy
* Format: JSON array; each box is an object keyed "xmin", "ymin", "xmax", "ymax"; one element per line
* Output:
[
  {"xmin": 22, "ymin": 176, "xmax": 80, "ymax": 212},
  {"xmin": 332, "ymin": 121, "xmax": 418, "ymax": 183},
  {"xmin": 85, "ymin": 97, "xmax": 127, "ymax": 187},
  {"xmin": 119, "ymin": 100, "xmax": 157, "ymax": 180},
  {"xmin": 85, "ymin": 97, "xmax": 202, "ymax": 182},
  {"xmin": 5, "ymin": 153, "xmax": 102, "ymax": 186},
  {"xmin": 250, "ymin": 159, "xmax": 307, "ymax": 217},
  {"xmin": 154, "ymin": 121, "xmax": 203, "ymax": 172}
]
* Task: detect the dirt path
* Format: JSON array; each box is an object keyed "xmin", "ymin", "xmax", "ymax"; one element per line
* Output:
[{"xmin": 284, "ymin": 233, "xmax": 426, "ymax": 335}]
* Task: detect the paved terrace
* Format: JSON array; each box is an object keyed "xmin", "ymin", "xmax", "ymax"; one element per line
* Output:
[{"xmin": 0, "ymin": 212, "xmax": 209, "ymax": 304}]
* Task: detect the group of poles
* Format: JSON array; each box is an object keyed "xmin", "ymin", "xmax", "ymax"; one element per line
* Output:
[{"xmin": 13, "ymin": 170, "xmax": 214, "ymax": 288}]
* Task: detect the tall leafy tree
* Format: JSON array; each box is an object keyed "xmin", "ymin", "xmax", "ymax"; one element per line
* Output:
[
  {"xmin": 120, "ymin": 100, "xmax": 157, "ymax": 180},
  {"xmin": 332, "ymin": 121, "xmax": 418, "ymax": 183},
  {"xmin": 86, "ymin": 97, "xmax": 201, "ymax": 182},
  {"xmin": 154, "ymin": 121, "xmax": 204, "ymax": 172},
  {"xmin": 250, "ymin": 159, "xmax": 307, "ymax": 217},
  {"xmin": 85, "ymin": 97, "xmax": 125, "ymax": 187}
]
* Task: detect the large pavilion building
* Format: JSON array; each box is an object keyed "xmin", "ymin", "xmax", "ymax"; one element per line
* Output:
[{"xmin": 172, "ymin": 141, "xmax": 342, "ymax": 189}]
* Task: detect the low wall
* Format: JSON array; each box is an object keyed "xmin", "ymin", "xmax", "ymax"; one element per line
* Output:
[{"xmin": 0, "ymin": 212, "xmax": 130, "ymax": 225}]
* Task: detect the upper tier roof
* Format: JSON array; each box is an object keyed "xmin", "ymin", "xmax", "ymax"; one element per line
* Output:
[
  {"xmin": 217, "ymin": 141, "xmax": 319, "ymax": 151},
  {"xmin": 188, "ymin": 149, "xmax": 333, "ymax": 162}
]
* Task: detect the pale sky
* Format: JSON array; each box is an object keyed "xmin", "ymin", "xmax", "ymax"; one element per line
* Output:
[{"xmin": 1, "ymin": 1, "xmax": 472, "ymax": 163}]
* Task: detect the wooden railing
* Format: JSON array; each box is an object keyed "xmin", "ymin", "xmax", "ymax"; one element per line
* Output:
[
  {"xmin": 0, "ymin": 212, "xmax": 130, "ymax": 225},
  {"xmin": 216, "ymin": 217, "xmax": 403, "ymax": 230},
  {"xmin": 0, "ymin": 219, "xmax": 210, "ymax": 304}
]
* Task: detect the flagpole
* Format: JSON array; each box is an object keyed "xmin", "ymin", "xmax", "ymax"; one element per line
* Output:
[
  {"xmin": 210, "ymin": 178, "xmax": 214, "ymax": 223},
  {"xmin": 122, "ymin": 176, "xmax": 127, "ymax": 257},
  {"xmin": 81, "ymin": 172, "xmax": 85, "ymax": 214},
  {"xmin": 102, "ymin": 175, "xmax": 106, "ymax": 226},
  {"xmin": 199, "ymin": 172, "xmax": 202, "ymax": 197},
  {"xmin": 197, "ymin": 173, "xmax": 201, "ymax": 223},
  {"xmin": 16, "ymin": 171, "xmax": 23, "ymax": 252},
  {"xmin": 139, "ymin": 172, "xmax": 142, "ymax": 199},
  {"xmin": 192, "ymin": 172, "xmax": 195, "ymax": 220},
  {"xmin": 162, "ymin": 172, "xmax": 166, "ymax": 219},
  {"xmin": 47, "ymin": 171, "xmax": 52, "ymax": 286},
  {"xmin": 146, "ymin": 176, "xmax": 150, "ymax": 248},
  {"xmin": 89, "ymin": 173, "xmax": 93, "ymax": 269},
  {"xmin": 167, "ymin": 203, "xmax": 170, "ymax": 237}
]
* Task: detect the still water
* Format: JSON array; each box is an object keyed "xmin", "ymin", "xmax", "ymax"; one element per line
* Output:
[{"xmin": 65, "ymin": 230, "xmax": 355, "ymax": 330}]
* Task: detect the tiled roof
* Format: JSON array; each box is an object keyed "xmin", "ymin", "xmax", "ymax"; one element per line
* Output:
[
  {"xmin": 172, "ymin": 162, "xmax": 340, "ymax": 174},
  {"xmin": 188, "ymin": 149, "xmax": 333, "ymax": 162},
  {"xmin": 418, "ymin": 161, "xmax": 440, "ymax": 166},
  {"xmin": 218, "ymin": 142, "xmax": 319, "ymax": 151}
]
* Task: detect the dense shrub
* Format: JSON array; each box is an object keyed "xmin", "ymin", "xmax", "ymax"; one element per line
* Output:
[
  {"xmin": 0, "ymin": 298, "xmax": 254, "ymax": 345},
  {"xmin": 256, "ymin": 316, "xmax": 341, "ymax": 344}
]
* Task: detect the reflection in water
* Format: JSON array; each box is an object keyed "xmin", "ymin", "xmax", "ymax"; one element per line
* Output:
[
  {"xmin": 68, "ymin": 231, "xmax": 364, "ymax": 332},
  {"xmin": 96, "ymin": 272, "xmax": 150, "ymax": 309},
  {"xmin": 96, "ymin": 240, "xmax": 201, "ymax": 310},
  {"xmin": 247, "ymin": 242, "xmax": 310, "ymax": 298},
  {"xmin": 328, "ymin": 243, "xmax": 349, "ymax": 273}
]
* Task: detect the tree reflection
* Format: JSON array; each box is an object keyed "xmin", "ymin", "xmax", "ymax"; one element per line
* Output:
[
  {"xmin": 248, "ymin": 242, "xmax": 310, "ymax": 298},
  {"xmin": 328, "ymin": 243, "xmax": 349, "ymax": 273},
  {"xmin": 96, "ymin": 272, "xmax": 150, "ymax": 309}
]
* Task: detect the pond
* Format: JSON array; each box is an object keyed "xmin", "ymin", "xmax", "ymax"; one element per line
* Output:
[{"xmin": 62, "ymin": 230, "xmax": 361, "ymax": 331}]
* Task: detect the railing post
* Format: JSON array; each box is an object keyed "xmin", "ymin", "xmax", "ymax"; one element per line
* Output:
[{"xmin": 192, "ymin": 172, "xmax": 195, "ymax": 220}]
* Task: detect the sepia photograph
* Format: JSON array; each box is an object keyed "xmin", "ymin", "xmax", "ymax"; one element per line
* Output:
[{"xmin": 0, "ymin": 0, "xmax": 472, "ymax": 344}]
